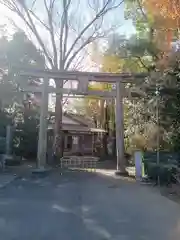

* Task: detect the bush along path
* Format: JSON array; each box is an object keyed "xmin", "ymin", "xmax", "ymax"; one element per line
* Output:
[{"xmin": 143, "ymin": 151, "xmax": 180, "ymax": 186}]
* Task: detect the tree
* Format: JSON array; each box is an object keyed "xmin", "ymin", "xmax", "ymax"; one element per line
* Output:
[
  {"xmin": 124, "ymin": 0, "xmax": 180, "ymax": 153},
  {"xmin": 143, "ymin": 0, "xmax": 180, "ymax": 52},
  {"xmin": 100, "ymin": 32, "xmax": 162, "ymax": 153},
  {"xmin": 14, "ymin": 106, "xmax": 39, "ymax": 159},
  {"xmin": 125, "ymin": 0, "xmax": 180, "ymax": 53},
  {"xmin": 0, "ymin": 31, "xmax": 45, "ymax": 108},
  {"xmin": 144, "ymin": 0, "xmax": 180, "ymax": 22},
  {"xmin": 0, "ymin": 0, "xmax": 124, "ymax": 158},
  {"xmin": 0, "ymin": 30, "xmax": 46, "ymax": 158}
]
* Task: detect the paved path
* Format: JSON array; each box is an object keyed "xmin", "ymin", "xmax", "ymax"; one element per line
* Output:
[
  {"xmin": 0, "ymin": 173, "xmax": 17, "ymax": 188},
  {"xmin": 0, "ymin": 171, "xmax": 180, "ymax": 239}
]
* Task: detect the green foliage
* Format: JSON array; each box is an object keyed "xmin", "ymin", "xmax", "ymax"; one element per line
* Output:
[
  {"xmin": 145, "ymin": 162, "xmax": 177, "ymax": 185},
  {"xmin": 127, "ymin": 36, "xmax": 159, "ymax": 60},
  {"xmin": 158, "ymin": 53, "xmax": 180, "ymax": 151},
  {"xmin": 124, "ymin": 0, "xmax": 153, "ymax": 38},
  {"xmin": 143, "ymin": 151, "xmax": 179, "ymax": 185},
  {"xmin": 0, "ymin": 110, "xmax": 11, "ymax": 154},
  {"xmin": 0, "ymin": 31, "xmax": 45, "ymax": 107},
  {"xmin": 0, "ymin": 106, "xmax": 39, "ymax": 158},
  {"xmin": 0, "ymin": 31, "xmax": 45, "ymax": 70},
  {"xmin": 13, "ymin": 108, "xmax": 39, "ymax": 159},
  {"xmin": 0, "ymin": 110, "xmax": 12, "ymax": 137},
  {"xmin": 0, "ymin": 30, "xmax": 45, "ymax": 159}
]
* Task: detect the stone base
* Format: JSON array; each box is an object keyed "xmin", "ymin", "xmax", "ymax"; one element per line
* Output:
[
  {"xmin": 115, "ymin": 170, "xmax": 129, "ymax": 177},
  {"xmin": 4, "ymin": 155, "xmax": 21, "ymax": 166},
  {"xmin": 32, "ymin": 167, "xmax": 51, "ymax": 177},
  {"xmin": 4, "ymin": 154, "xmax": 13, "ymax": 160}
]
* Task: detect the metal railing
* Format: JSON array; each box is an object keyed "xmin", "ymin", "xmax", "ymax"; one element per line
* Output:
[{"xmin": 60, "ymin": 156, "xmax": 98, "ymax": 172}]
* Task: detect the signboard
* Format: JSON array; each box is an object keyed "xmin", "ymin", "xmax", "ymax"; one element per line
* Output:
[{"xmin": 134, "ymin": 151, "xmax": 143, "ymax": 180}]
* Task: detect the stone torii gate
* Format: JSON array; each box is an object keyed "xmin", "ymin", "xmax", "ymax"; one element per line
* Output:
[{"xmin": 17, "ymin": 68, "xmax": 146, "ymax": 174}]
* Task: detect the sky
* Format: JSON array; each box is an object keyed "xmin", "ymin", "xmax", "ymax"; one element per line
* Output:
[{"xmin": 0, "ymin": 1, "xmax": 135, "ymax": 38}]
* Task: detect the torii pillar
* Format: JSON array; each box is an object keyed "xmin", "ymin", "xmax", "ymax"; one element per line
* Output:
[
  {"xmin": 115, "ymin": 81, "xmax": 127, "ymax": 175},
  {"xmin": 36, "ymin": 76, "xmax": 49, "ymax": 170}
]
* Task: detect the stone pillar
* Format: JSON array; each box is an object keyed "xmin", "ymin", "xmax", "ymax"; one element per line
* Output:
[
  {"xmin": 115, "ymin": 81, "xmax": 127, "ymax": 174},
  {"xmin": 37, "ymin": 77, "xmax": 49, "ymax": 169},
  {"xmin": 6, "ymin": 125, "xmax": 12, "ymax": 156}
]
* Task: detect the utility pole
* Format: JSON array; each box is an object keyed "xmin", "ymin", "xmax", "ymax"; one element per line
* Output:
[
  {"xmin": 37, "ymin": 77, "xmax": 49, "ymax": 169},
  {"xmin": 115, "ymin": 81, "xmax": 127, "ymax": 175}
]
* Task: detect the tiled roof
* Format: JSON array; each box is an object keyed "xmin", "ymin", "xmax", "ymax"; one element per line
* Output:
[{"xmin": 64, "ymin": 112, "xmax": 95, "ymax": 128}]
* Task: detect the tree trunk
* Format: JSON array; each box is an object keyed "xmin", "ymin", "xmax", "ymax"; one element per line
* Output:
[{"xmin": 53, "ymin": 80, "xmax": 64, "ymax": 163}]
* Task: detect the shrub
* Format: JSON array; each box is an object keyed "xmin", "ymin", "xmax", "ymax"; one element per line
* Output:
[{"xmin": 144, "ymin": 151, "xmax": 179, "ymax": 185}]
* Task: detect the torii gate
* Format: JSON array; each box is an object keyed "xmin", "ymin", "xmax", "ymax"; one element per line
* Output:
[{"xmin": 16, "ymin": 68, "xmax": 146, "ymax": 174}]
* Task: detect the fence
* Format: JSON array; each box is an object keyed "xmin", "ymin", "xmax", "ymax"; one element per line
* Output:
[{"xmin": 60, "ymin": 156, "xmax": 99, "ymax": 172}]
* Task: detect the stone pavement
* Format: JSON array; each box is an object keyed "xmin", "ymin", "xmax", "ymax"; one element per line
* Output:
[
  {"xmin": 0, "ymin": 162, "xmax": 36, "ymax": 189},
  {"xmin": 0, "ymin": 173, "xmax": 17, "ymax": 188},
  {"xmin": 0, "ymin": 171, "xmax": 180, "ymax": 239},
  {"xmin": 0, "ymin": 162, "xmax": 135, "ymax": 189}
]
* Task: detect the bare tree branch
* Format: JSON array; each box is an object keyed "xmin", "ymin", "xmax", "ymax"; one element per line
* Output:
[
  {"xmin": 0, "ymin": 0, "xmax": 16, "ymax": 10},
  {"xmin": 44, "ymin": 0, "xmax": 58, "ymax": 68},
  {"xmin": 65, "ymin": 36, "xmax": 94, "ymax": 70},
  {"xmin": 64, "ymin": 0, "xmax": 124, "ymax": 63},
  {"xmin": 134, "ymin": 56, "xmax": 150, "ymax": 70},
  {"xmin": 63, "ymin": 0, "xmax": 72, "ymax": 61},
  {"xmin": 29, "ymin": 9, "xmax": 50, "ymax": 31},
  {"xmin": 136, "ymin": 0, "xmax": 148, "ymax": 23},
  {"xmin": 58, "ymin": 0, "xmax": 72, "ymax": 69},
  {"xmin": 65, "ymin": 25, "xmax": 117, "ymax": 70},
  {"xmin": 70, "ymin": 53, "xmax": 87, "ymax": 71},
  {"xmin": 62, "ymin": 96, "xmax": 69, "ymax": 106},
  {"xmin": 1, "ymin": 0, "xmax": 54, "ymax": 68},
  {"xmin": 20, "ymin": 1, "xmax": 54, "ymax": 68},
  {"xmin": 31, "ymin": 0, "xmax": 37, "ymax": 10},
  {"xmin": 59, "ymin": 2, "xmax": 65, "ymax": 69}
]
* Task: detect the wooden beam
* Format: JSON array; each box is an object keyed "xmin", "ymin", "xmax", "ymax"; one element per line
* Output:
[
  {"xmin": 1, "ymin": 86, "xmax": 145, "ymax": 99},
  {"xmin": 22, "ymin": 86, "xmax": 117, "ymax": 97},
  {"xmin": 14, "ymin": 67, "xmax": 147, "ymax": 83},
  {"xmin": 22, "ymin": 86, "xmax": 145, "ymax": 98}
]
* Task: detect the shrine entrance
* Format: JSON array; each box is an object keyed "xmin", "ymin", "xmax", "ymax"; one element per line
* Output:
[{"xmin": 16, "ymin": 67, "xmax": 146, "ymax": 174}]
